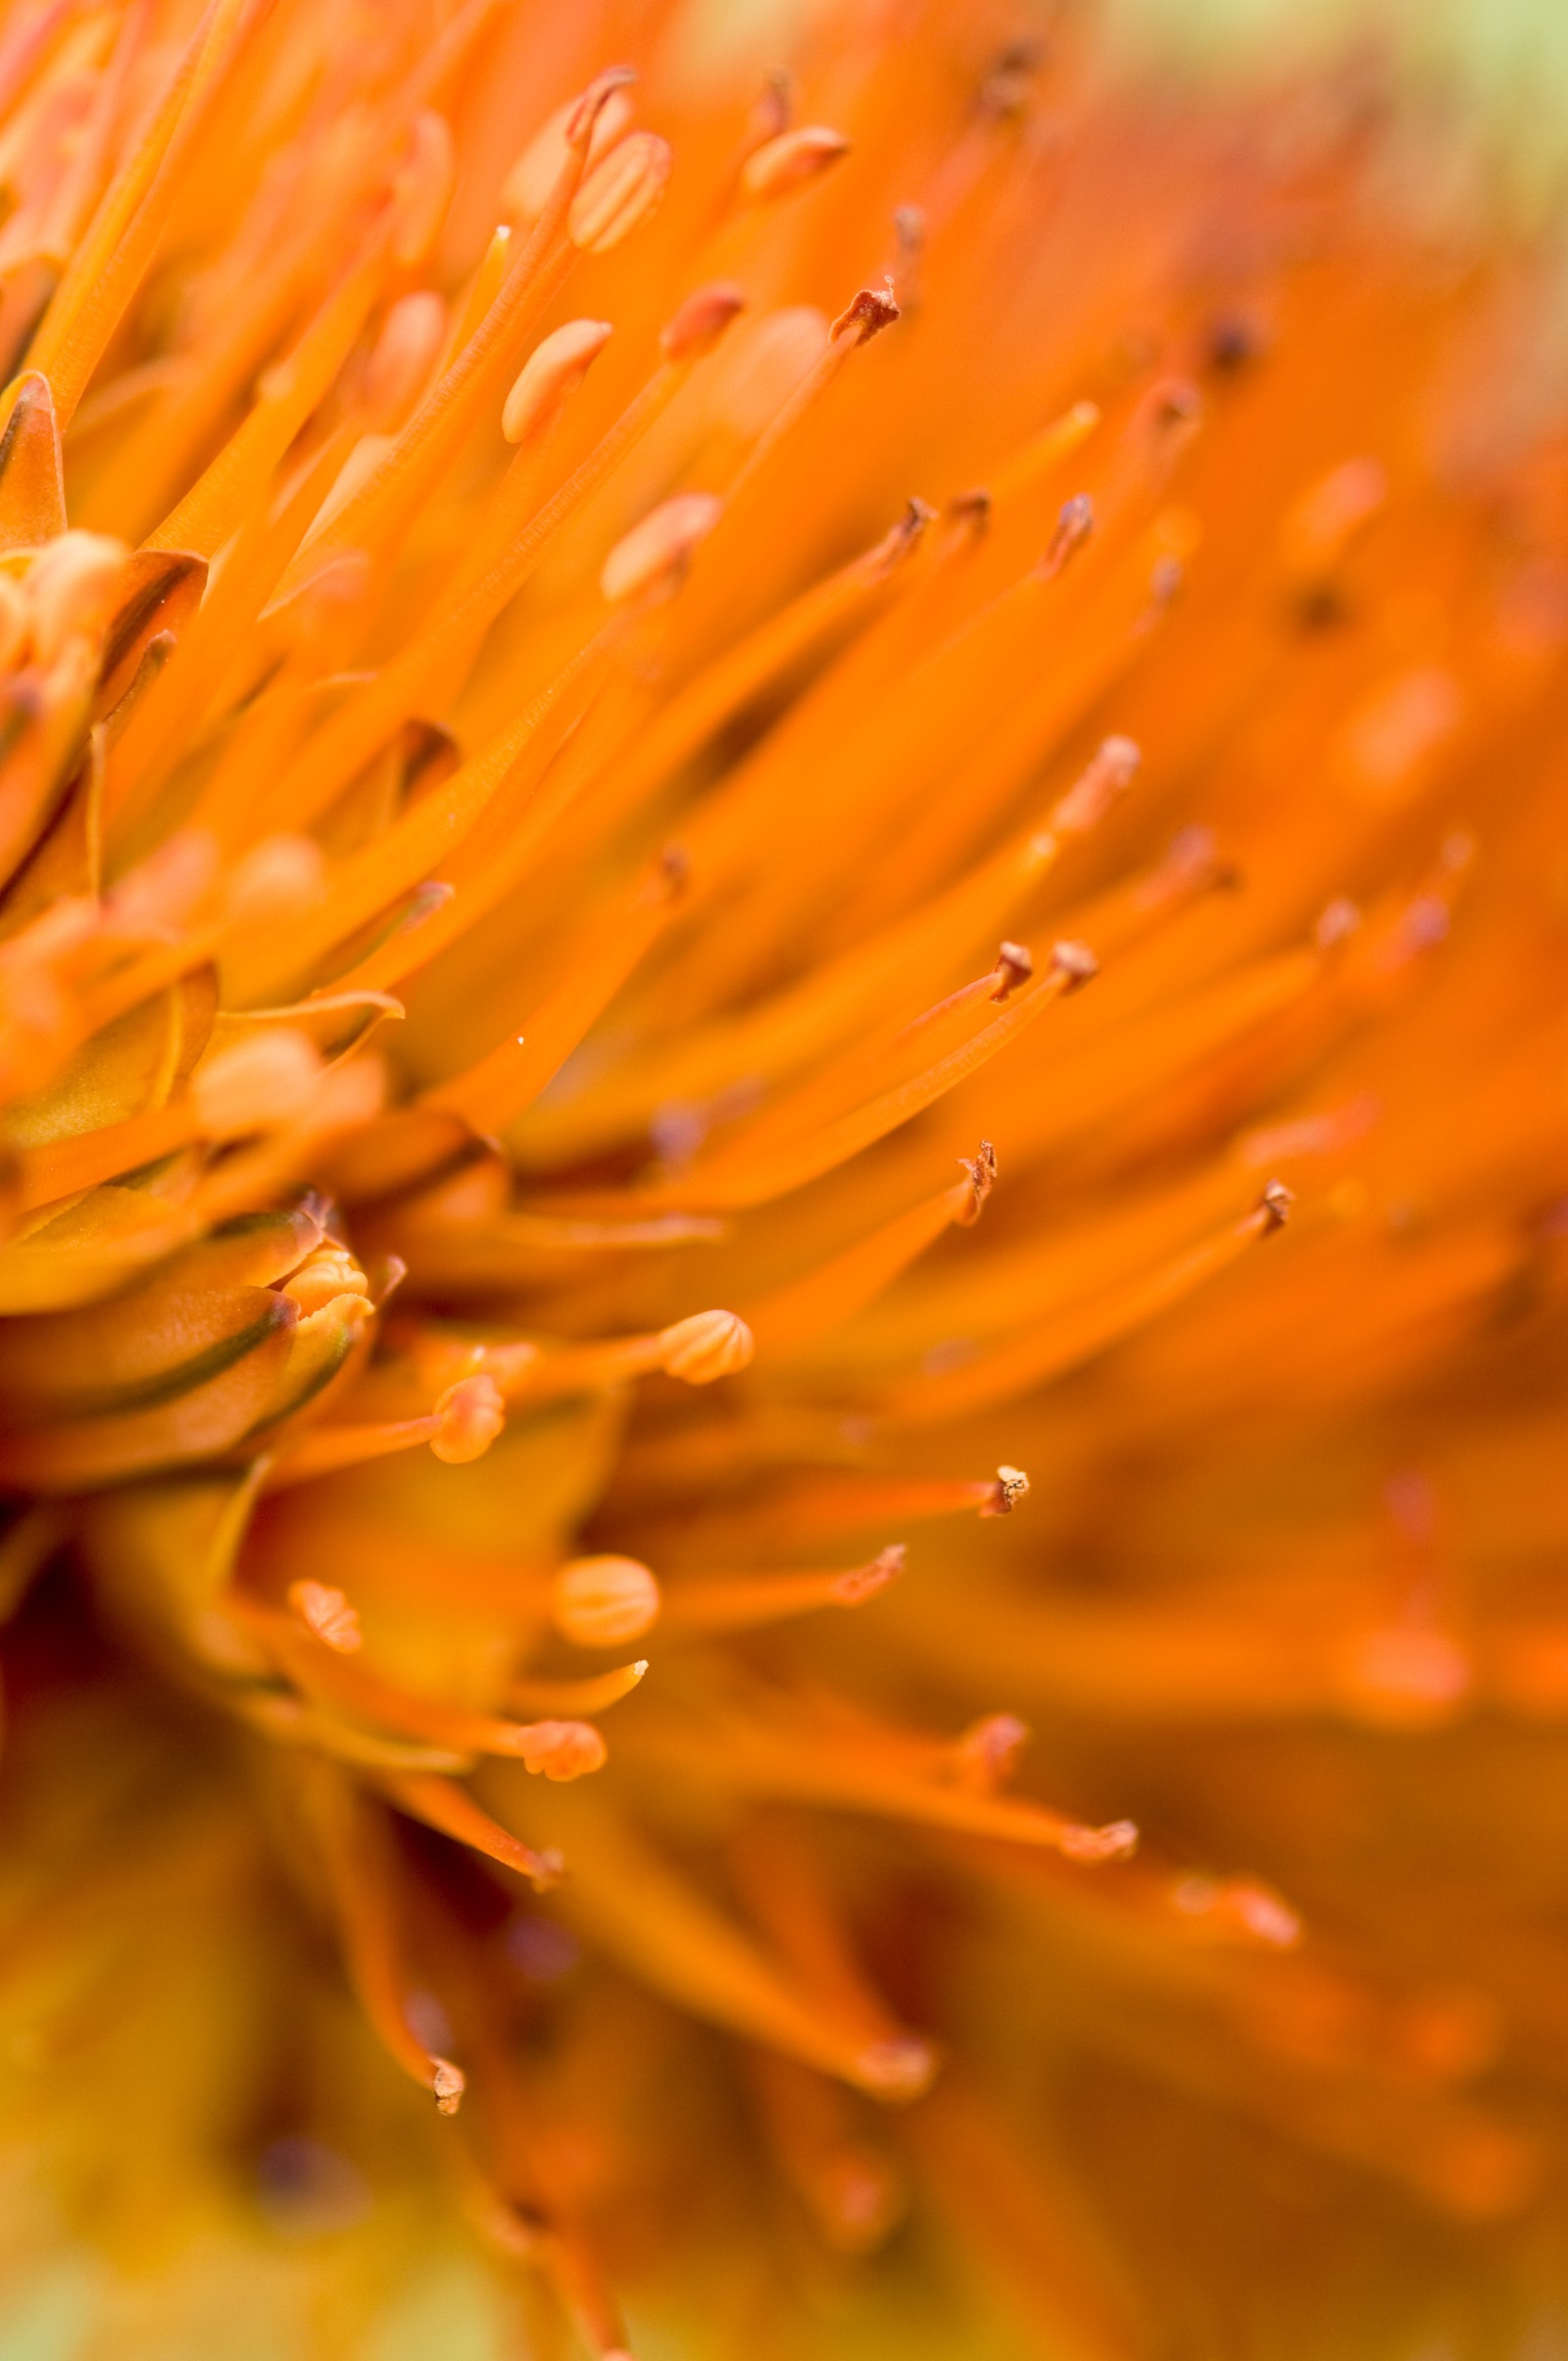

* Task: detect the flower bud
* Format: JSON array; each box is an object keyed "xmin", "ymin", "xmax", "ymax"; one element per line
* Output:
[
  {"xmin": 600, "ymin": 492, "xmax": 722, "ymax": 604},
  {"xmin": 660, "ymin": 282, "xmax": 747, "ymax": 363},
  {"xmin": 26, "ymin": 530, "xmax": 126, "ymax": 666},
  {"xmin": 192, "ymin": 1028, "xmax": 322, "ymax": 1138},
  {"xmin": 501, "ymin": 319, "xmax": 612, "ymax": 445},
  {"xmin": 658, "ymin": 1307, "xmax": 754, "ymax": 1383},
  {"xmin": 391, "ymin": 111, "xmax": 455, "ymax": 267},
  {"xmin": 552, "ymin": 1554, "xmax": 661, "ymax": 1647},
  {"xmin": 740, "ymin": 124, "xmax": 851, "ymax": 204},
  {"xmin": 281, "ymin": 1244, "xmax": 368, "ymax": 1315},
  {"xmin": 569, "ymin": 130, "xmax": 671, "ymax": 254},
  {"xmin": 516, "ymin": 1718, "xmax": 607, "ymax": 1781},
  {"xmin": 431, "ymin": 1373, "xmax": 506, "ymax": 1464}
]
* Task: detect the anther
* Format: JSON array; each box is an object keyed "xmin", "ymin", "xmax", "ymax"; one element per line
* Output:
[
  {"xmin": 831, "ymin": 280, "xmax": 901, "ymax": 345},
  {"xmin": 1315, "ymin": 896, "xmax": 1360, "ymax": 949},
  {"xmin": 281, "ymin": 1245, "xmax": 368, "ymax": 1314},
  {"xmin": 979, "ymin": 1464, "xmax": 1030, "ymax": 1517},
  {"xmin": 601, "ymin": 491, "xmax": 724, "ymax": 604},
  {"xmin": 564, "ymin": 65, "xmax": 638, "ymax": 151},
  {"xmin": 505, "ymin": 80, "xmax": 635, "ymax": 221},
  {"xmin": 990, "ymin": 943, "xmax": 1033, "ymax": 1001},
  {"xmin": 957, "ymin": 1140, "xmax": 998, "ymax": 1226},
  {"xmin": 948, "ymin": 487, "xmax": 992, "ymax": 533},
  {"xmin": 831, "ymin": 1545, "xmax": 906, "ymax": 1603},
  {"xmin": 1052, "ymin": 734, "xmax": 1141, "ymax": 835},
  {"xmin": 951, "ymin": 1712, "xmax": 1029, "ymax": 1792},
  {"xmin": 26, "ymin": 530, "xmax": 126, "ymax": 665},
  {"xmin": 569, "ymin": 130, "xmax": 672, "ymax": 254},
  {"xmin": 741, "ymin": 124, "xmax": 852, "ymax": 205},
  {"xmin": 1257, "ymin": 1179, "xmax": 1294, "ymax": 1232},
  {"xmin": 744, "ymin": 67, "xmax": 793, "ymax": 149},
  {"xmin": 287, "ymin": 1580, "xmax": 363, "ymax": 1652},
  {"xmin": 1149, "ymin": 553, "xmax": 1184, "ymax": 606},
  {"xmin": 855, "ymin": 2036, "xmax": 937, "ymax": 2100},
  {"xmin": 193, "ymin": 1029, "xmax": 322, "ymax": 1137},
  {"xmin": 517, "ymin": 1719, "xmax": 607, "ymax": 1781},
  {"xmin": 501, "ymin": 319, "xmax": 612, "ymax": 445},
  {"xmin": 658, "ymin": 845, "xmax": 691, "ymax": 896},
  {"xmin": 552, "ymin": 1555, "xmax": 662, "ymax": 1647},
  {"xmin": 391, "ymin": 112, "xmax": 456, "ymax": 268},
  {"xmin": 363, "ymin": 293, "xmax": 447, "ymax": 430},
  {"xmin": 661, "ymin": 282, "xmax": 747, "ymax": 362},
  {"xmin": 891, "ymin": 204, "xmax": 925, "ymax": 308},
  {"xmin": 430, "ymin": 2057, "xmax": 466, "ymax": 2116},
  {"xmin": 1036, "ymin": 493, "xmax": 1094, "ymax": 580},
  {"xmin": 431, "ymin": 1373, "xmax": 506, "ymax": 1464},
  {"xmin": 658, "ymin": 1308, "xmax": 755, "ymax": 1383},
  {"xmin": 1205, "ymin": 313, "xmax": 1265, "ymax": 373},
  {"xmin": 1059, "ymin": 1819, "xmax": 1139, "ymax": 1863},
  {"xmin": 1049, "ymin": 940, "xmax": 1098, "ymax": 992}
]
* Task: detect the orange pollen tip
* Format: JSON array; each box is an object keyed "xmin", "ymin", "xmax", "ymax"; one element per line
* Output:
[
  {"xmin": 658, "ymin": 1308, "xmax": 755, "ymax": 1383},
  {"xmin": 979, "ymin": 1464, "xmax": 1030, "ymax": 1518},
  {"xmin": 832, "ymin": 279, "xmax": 901, "ymax": 344},
  {"xmin": 1060, "ymin": 1819, "xmax": 1140, "ymax": 1864},
  {"xmin": 431, "ymin": 2057, "xmax": 466, "ymax": 2115},
  {"xmin": 991, "ymin": 944, "xmax": 1032, "ymax": 1001},
  {"xmin": 831, "ymin": 1544, "xmax": 906, "ymax": 1603},
  {"xmin": 601, "ymin": 492, "xmax": 723, "ymax": 604},
  {"xmin": 552, "ymin": 1555, "xmax": 662, "ymax": 1647},
  {"xmin": 1258, "ymin": 1179, "xmax": 1295, "ymax": 1232},
  {"xmin": 431, "ymin": 1373, "xmax": 506, "ymax": 1464},
  {"xmin": 502, "ymin": 319, "xmax": 612, "ymax": 444},
  {"xmin": 741, "ymin": 123, "xmax": 853, "ymax": 204},
  {"xmin": 661, "ymin": 282, "xmax": 748, "ymax": 361},
  {"xmin": 287, "ymin": 1580, "xmax": 363, "ymax": 1653},
  {"xmin": 1049, "ymin": 940, "xmax": 1099, "ymax": 992},
  {"xmin": 569, "ymin": 130, "xmax": 672, "ymax": 255}
]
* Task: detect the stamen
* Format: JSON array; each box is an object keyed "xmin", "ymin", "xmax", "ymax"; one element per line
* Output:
[
  {"xmin": 568, "ymin": 130, "xmax": 672, "ymax": 253},
  {"xmin": 552, "ymin": 1555, "xmax": 662, "ymax": 1647},
  {"xmin": 662, "ymin": 1548, "xmax": 904, "ymax": 1633},
  {"xmin": 980, "ymin": 1466, "xmax": 1030, "ymax": 1517},
  {"xmin": 287, "ymin": 1579, "xmax": 363, "ymax": 1652},
  {"xmin": 501, "ymin": 317, "xmax": 613, "ymax": 443},
  {"xmin": 1036, "ymin": 493, "xmax": 1095, "ymax": 581},
  {"xmin": 741, "ymin": 125, "xmax": 852, "ymax": 205}
]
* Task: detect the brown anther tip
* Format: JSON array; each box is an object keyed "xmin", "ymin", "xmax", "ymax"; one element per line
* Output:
[
  {"xmin": 949, "ymin": 487, "xmax": 992, "ymax": 533},
  {"xmin": 956, "ymin": 1138, "xmax": 998, "ymax": 1225},
  {"xmin": 1258, "ymin": 1179, "xmax": 1294, "ymax": 1232},
  {"xmin": 1150, "ymin": 376, "xmax": 1203, "ymax": 431},
  {"xmin": 1205, "ymin": 313, "xmax": 1265, "ymax": 373},
  {"xmin": 979, "ymin": 1463, "xmax": 1030, "ymax": 1517},
  {"xmin": 1060, "ymin": 1818, "xmax": 1139, "ymax": 1864},
  {"xmin": 832, "ymin": 280, "xmax": 901, "ymax": 345},
  {"xmin": 431, "ymin": 2057, "xmax": 466, "ymax": 2115},
  {"xmin": 990, "ymin": 943, "xmax": 1032, "ymax": 1001},
  {"xmin": 1037, "ymin": 492, "xmax": 1095, "ymax": 578},
  {"xmin": 658, "ymin": 844, "xmax": 691, "ymax": 897},
  {"xmin": 565, "ymin": 66, "xmax": 637, "ymax": 148},
  {"xmin": 1049, "ymin": 940, "xmax": 1098, "ymax": 992}
]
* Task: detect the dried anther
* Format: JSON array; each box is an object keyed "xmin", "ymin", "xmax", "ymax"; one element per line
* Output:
[
  {"xmin": 832, "ymin": 280, "xmax": 901, "ymax": 344},
  {"xmin": 979, "ymin": 1464, "xmax": 1030, "ymax": 1518},
  {"xmin": 1038, "ymin": 492, "xmax": 1094, "ymax": 579},
  {"xmin": 990, "ymin": 943, "xmax": 1033, "ymax": 1001},
  {"xmin": 957, "ymin": 1140, "xmax": 998, "ymax": 1226},
  {"xmin": 1258, "ymin": 1179, "xmax": 1295, "ymax": 1231}
]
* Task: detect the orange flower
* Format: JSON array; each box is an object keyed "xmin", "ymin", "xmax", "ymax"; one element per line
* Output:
[{"xmin": 0, "ymin": 1, "xmax": 1565, "ymax": 2352}]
